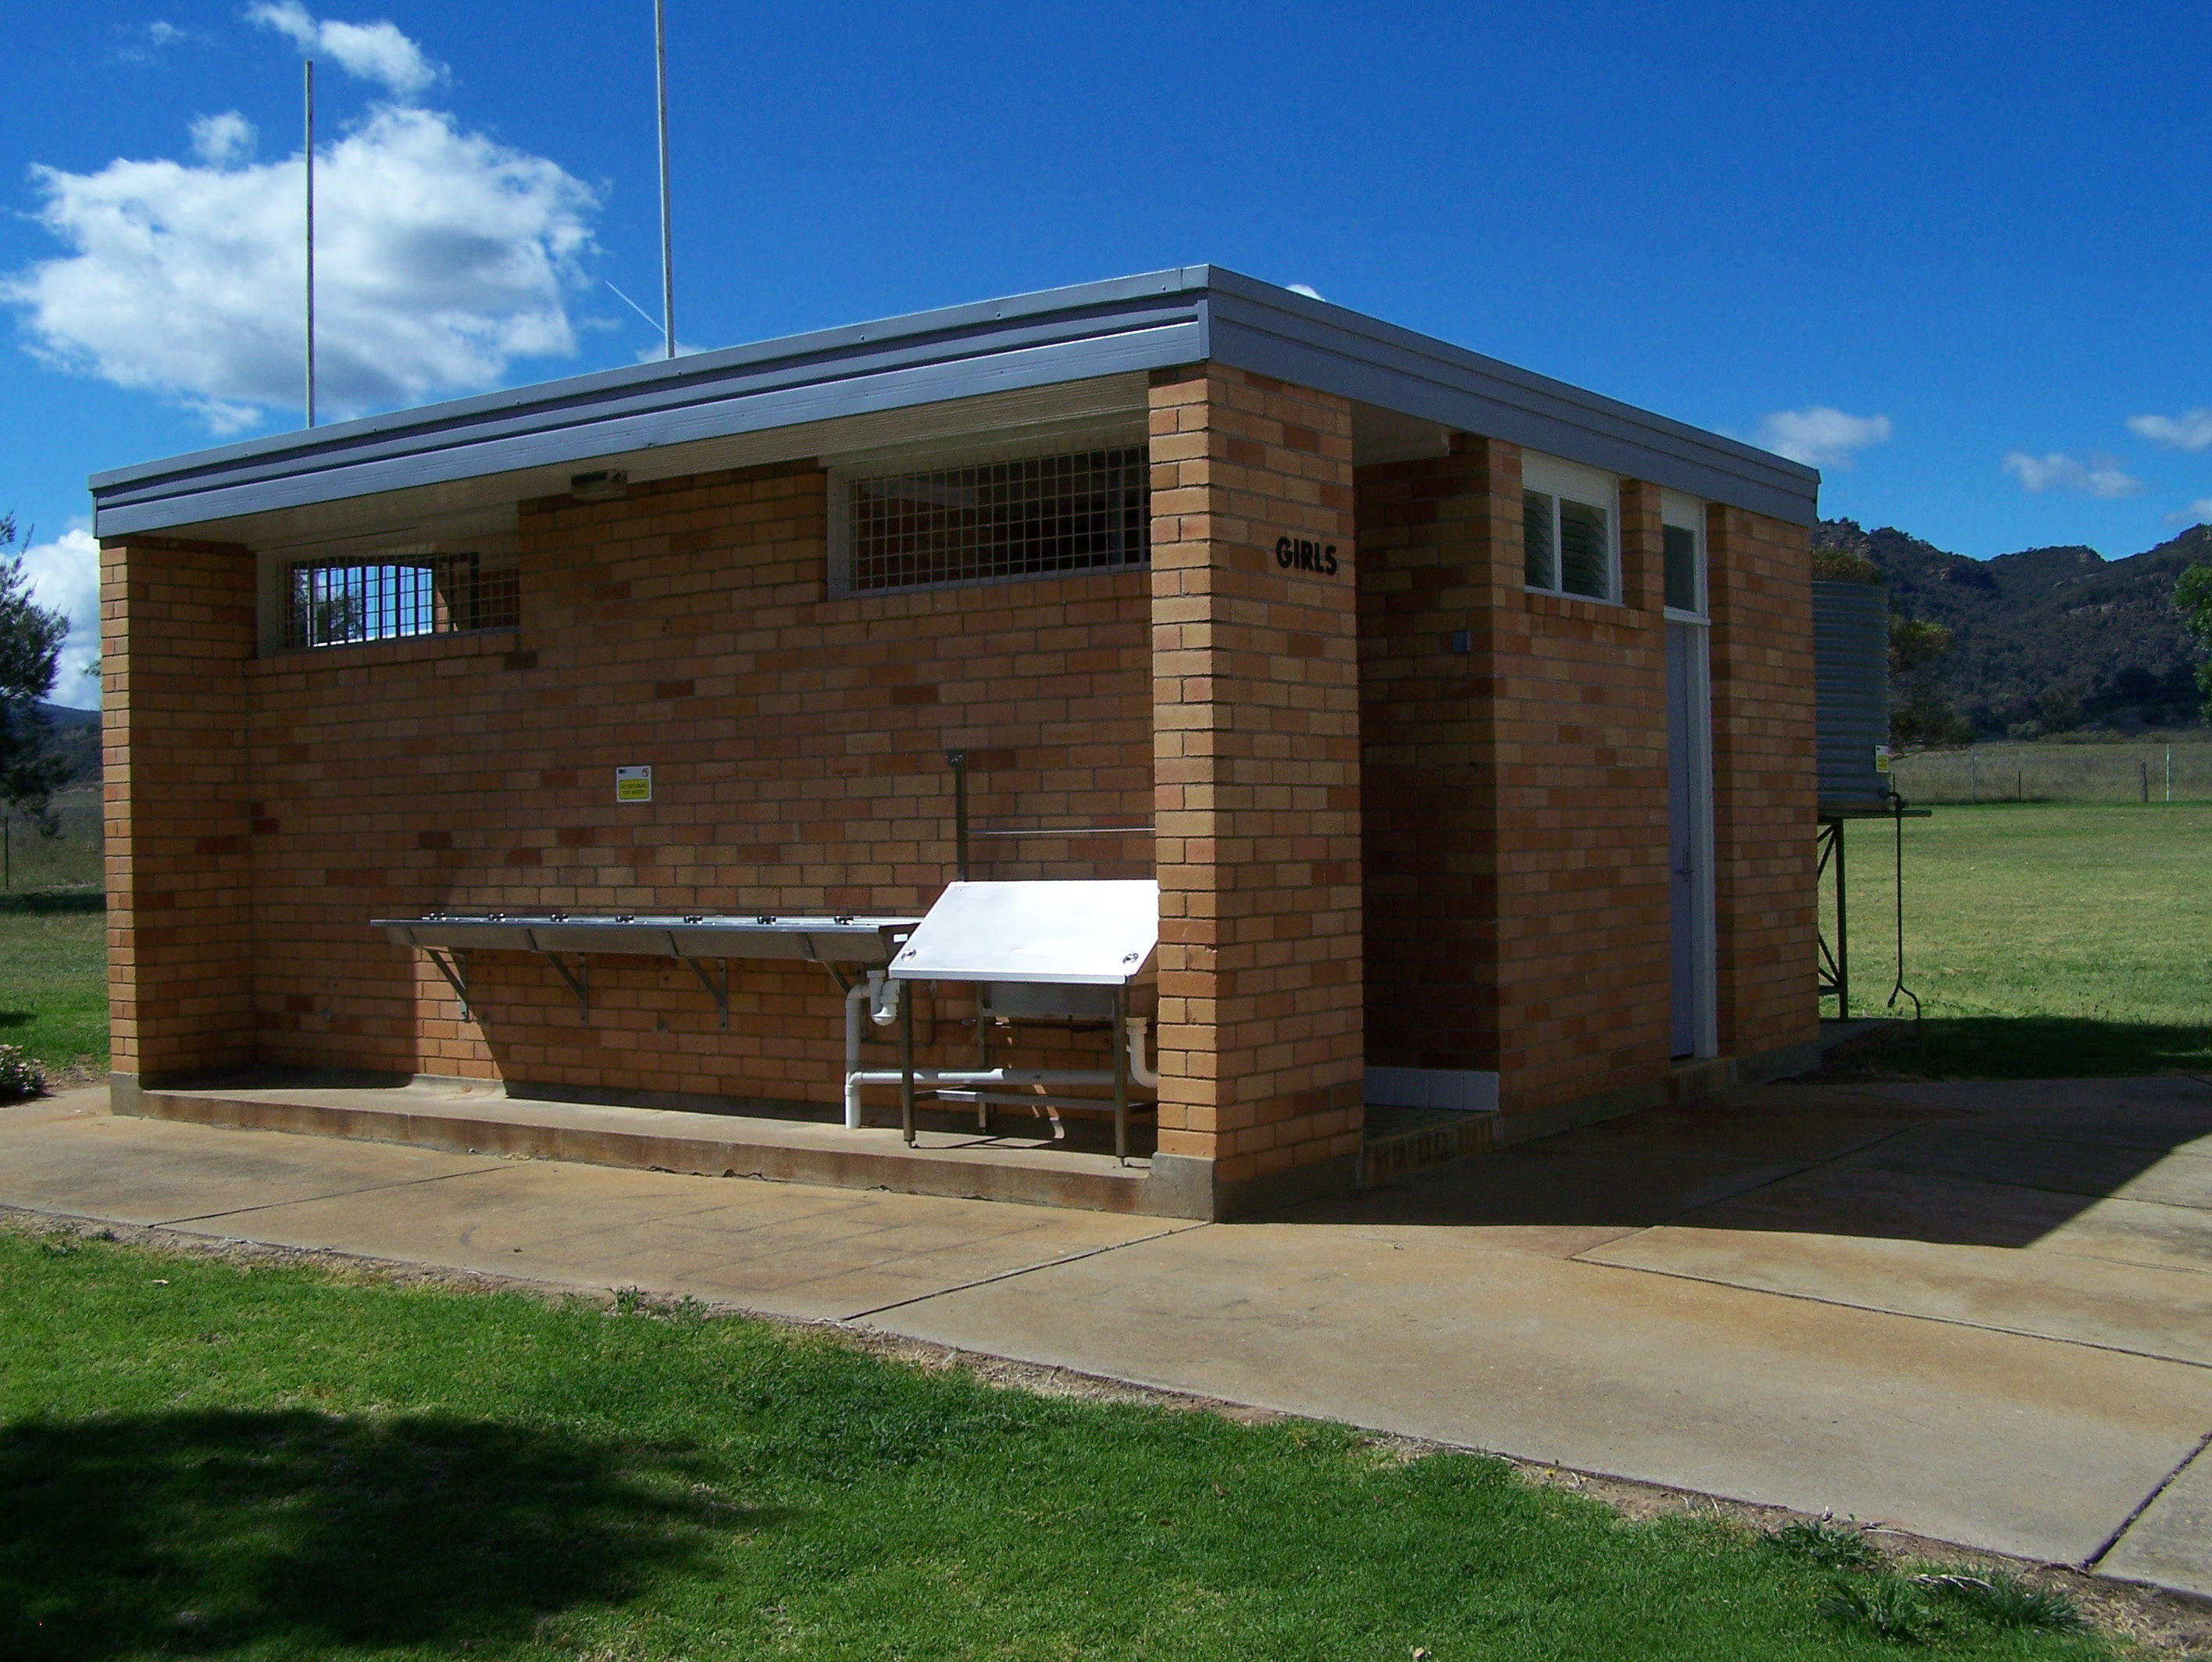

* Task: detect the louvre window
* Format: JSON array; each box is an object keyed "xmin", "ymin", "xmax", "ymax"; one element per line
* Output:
[
  {"xmin": 1522, "ymin": 455, "xmax": 1619, "ymax": 604},
  {"xmin": 282, "ymin": 550, "xmax": 518, "ymax": 650},
  {"xmin": 837, "ymin": 444, "xmax": 1148, "ymax": 596}
]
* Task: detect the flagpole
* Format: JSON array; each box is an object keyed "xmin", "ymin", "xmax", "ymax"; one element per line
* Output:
[
  {"xmin": 305, "ymin": 57, "xmax": 317, "ymax": 427},
  {"xmin": 654, "ymin": 0, "xmax": 674, "ymax": 359}
]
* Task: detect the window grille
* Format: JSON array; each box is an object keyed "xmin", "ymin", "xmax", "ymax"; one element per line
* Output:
[
  {"xmin": 840, "ymin": 444, "xmax": 1149, "ymax": 595},
  {"xmin": 282, "ymin": 550, "xmax": 518, "ymax": 650}
]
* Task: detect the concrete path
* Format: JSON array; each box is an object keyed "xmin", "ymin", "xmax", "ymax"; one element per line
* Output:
[{"xmin": 4, "ymin": 1074, "xmax": 2209, "ymax": 1599}]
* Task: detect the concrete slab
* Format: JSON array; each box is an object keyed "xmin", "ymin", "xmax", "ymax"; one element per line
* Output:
[
  {"xmin": 2102, "ymin": 1438, "xmax": 2212, "ymax": 1599},
  {"xmin": 862, "ymin": 1219, "xmax": 2212, "ymax": 1565},
  {"xmin": 123, "ymin": 1142, "xmax": 1197, "ymax": 1324},
  {"xmin": 1579, "ymin": 1225, "xmax": 2212, "ymax": 1365},
  {"xmin": 1850, "ymin": 1122, "xmax": 2212, "ymax": 1212},
  {"xmin": 0, "ymin": 1091, "xmax": 507, "ymax": 1225}
]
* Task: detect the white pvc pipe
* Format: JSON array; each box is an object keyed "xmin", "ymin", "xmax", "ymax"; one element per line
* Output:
[
  {"xmin": 839, "ymin": 981, "xmax": 1156, "ymax": 1129},
  {"xmin": 842, "ymin": 979, "xmax": 872, "ymax": 1129},
  {"xmin": 1127, "ymin": 1016, "xmax": 1158, "ymax": 1090}
]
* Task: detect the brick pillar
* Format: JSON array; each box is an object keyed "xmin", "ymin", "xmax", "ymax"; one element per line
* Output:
[
  {"xmin": 1706, "ymin": 505, "xmax": 1818, "ymax": 1064},
  {"xmin": 1148, "ymin": 366, "xmax": 1363, "ymax": 1216},
  {"xmin": 102, "ymin": 536, "xmax": 258, "ymax": 1093}
]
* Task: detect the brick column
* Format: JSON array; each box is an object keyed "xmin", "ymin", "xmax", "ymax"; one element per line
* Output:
[
  {"xmin": 102, "ymin": 536, "xmax": 258, "ymax": 1093},
  {"xmin": 1148, "ymin": 366, "xmax": 1363, "ymax": 1216},
  {"xmin": 1706, "ymin": 505, "xmax": 1818, "ymax": 1065}
]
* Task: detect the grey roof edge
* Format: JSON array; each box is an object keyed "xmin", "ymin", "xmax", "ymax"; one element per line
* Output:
[
  {"xmin": 93, "ymin": 262, "xmax": 1818, "ymax": 537},
  {"xmin": 1197, "ymin": 269, "xmax": 1821, "ymax": 526}
]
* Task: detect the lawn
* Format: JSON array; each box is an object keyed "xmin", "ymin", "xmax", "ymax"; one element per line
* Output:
[
  {"xmin": 0, "ymin": 892, "xmax": 106, "ymax": 1079},
  {"xmin": 1818, "ymin": 801, "xmax": 2212, "ymax": 1077},
  {"xmin": 0, "ymin": 1225, "xmax": 2119, "ymax": 1662}
]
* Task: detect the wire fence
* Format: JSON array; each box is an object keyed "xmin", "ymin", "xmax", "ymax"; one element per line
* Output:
[{"xmin": 1889, "ymin": 739, "xmax": 2212, "ymax": 804}]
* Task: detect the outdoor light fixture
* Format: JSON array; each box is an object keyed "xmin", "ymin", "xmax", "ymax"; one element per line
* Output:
[{"xmin": 569, "ymin": 469, "xmax": 630, "ymax": 501}]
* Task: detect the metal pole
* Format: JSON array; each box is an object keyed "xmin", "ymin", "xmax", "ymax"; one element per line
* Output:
[
  {"xmin": 1834, "ymin": 819, "xmax": 1848, "ymax": 1020},
  {"xmin": 304, "ymin": 59, "xmax": 316, "ymax": 427},
  {"xmin": 1112, "ymin": 984, "xmax": 1129, "ymax": 1165},
  {"xmin": 947, "ymin": 749, "xmax": 969, "ymax": 882},
  {"xmin": 898, "ymin": 979, "xmax": 916, "ymax": 1147},
  {"xmin": 653, "ymin": 0, "xmax": 675, "ymax": 360}
]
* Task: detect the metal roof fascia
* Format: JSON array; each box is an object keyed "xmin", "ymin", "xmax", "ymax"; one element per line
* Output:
[
  {"xmin": 94, "ymin": 297, "xmax": 1199, "ymax": 516},
  {"xmin": 1201, "ymin": 275, "xmax": 1821, "ymax": 526},
  {"xmin": 89, "ymin": 266, "xmax": 1212, "ymax": 494},
  {"xmin": 95, "ymin": 314, "xmax": 1204, "ymax": 538}
]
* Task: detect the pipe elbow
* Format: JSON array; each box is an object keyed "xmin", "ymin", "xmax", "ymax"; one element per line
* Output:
[
  {"xmin": 1128, "ymin": 1015, "xmax": 1161, "ymax": 1090},
  {"xmin": 869, "ymin": 969, "xmax": 900, "ymax": 1026}
]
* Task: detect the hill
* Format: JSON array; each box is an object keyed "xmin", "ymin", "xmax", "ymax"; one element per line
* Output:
[
  {"xmin": 26, "ymin": 701, "xmax": 102, "ymax": 784},
  {"xmin": 1814, "ymin": 519, "xmax": 2210, "ymax": 737}
]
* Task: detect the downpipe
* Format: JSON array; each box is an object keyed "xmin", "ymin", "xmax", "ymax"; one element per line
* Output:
[{"xmin": 843, "ymin": 972, "xmax": 902, "ymax": 1129}]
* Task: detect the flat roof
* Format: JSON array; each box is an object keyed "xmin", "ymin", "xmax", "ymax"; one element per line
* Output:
[{"xmin": 90, "ymin": 265, "xmax": 1820, "ymax": 540}]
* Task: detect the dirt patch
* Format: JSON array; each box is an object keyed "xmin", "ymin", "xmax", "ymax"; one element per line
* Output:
[{"xmin": 6, "ymin": 1207, "xmax": 2208, "ymax": 1655}]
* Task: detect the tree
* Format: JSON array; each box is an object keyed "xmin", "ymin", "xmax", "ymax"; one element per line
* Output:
[
  {"xmin": 2178, "ymin": 560, "xmax": 2212, "ymax": 722},
  {"xmin": 1886, "ymin": 614, "xmax": 1971, "ymax": 748},
  {"xmin": 0, "ymin": 515, "xmax": 73, "ymax": 836}
]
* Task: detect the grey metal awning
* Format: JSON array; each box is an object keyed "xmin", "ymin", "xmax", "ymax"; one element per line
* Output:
[
  {"xmin": 374, "ymin": 911, "xmax": 914, "ymax": 962},
  {"xmin": 372, "ymin": 911, "xmax": 920, "ymax": 1027}
]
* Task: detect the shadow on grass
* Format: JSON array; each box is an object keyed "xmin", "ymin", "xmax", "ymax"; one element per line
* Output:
[
  {"xmin": 0, "ymin": 1409, "xmax": 774, "ymax": 1660},
  {"xmin": 0, "ymin": 889, "xmax": 104, "ymax": 915},
  {"xmin": 1818, "ymin": 1016, "xmax": 2212, "ymax": 1081}
]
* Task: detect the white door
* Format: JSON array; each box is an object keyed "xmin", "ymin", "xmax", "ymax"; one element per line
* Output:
[{"xmin": 1665, "ymin": 619, "xmax": 1714, "ymax": 1057}]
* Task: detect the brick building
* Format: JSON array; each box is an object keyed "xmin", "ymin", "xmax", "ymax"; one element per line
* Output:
[{"xmin": 92, "ymin": 268, "xmax": 1820, "ymax": 1219}]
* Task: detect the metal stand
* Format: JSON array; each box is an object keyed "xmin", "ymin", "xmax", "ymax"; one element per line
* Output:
[
  {"xmin": 1885, "ymin": 794, "xmax": 1921, "ymax": 1019},
  {"xmin": 899, "ymin": 981, "xmax": 917, "ymax": 1147},
  {"xmin": 1816, "ymin": 817, "xmax": 1849, "ymax": 1018}
]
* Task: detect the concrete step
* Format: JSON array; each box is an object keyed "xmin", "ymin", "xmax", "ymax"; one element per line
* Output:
[
  {"xmin": 121, "ymin": 1075, "xmax": 1156, "ymax": 1214},
  {"xmin": 1359, "ymin": 1104, "xmax": 1504, "ymax": 1185}
]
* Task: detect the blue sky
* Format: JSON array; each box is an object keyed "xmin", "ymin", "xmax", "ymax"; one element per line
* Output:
[{"xmin": 6, "ymin": 1, "xmax": 2210, "ymax": 706}]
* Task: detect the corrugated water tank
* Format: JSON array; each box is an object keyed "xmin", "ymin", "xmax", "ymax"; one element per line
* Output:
[{"xmin": 1813, "ymin": 580, "xmax": 1891, "ymax": 808}]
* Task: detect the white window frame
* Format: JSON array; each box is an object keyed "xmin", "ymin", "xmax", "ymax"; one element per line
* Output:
[
  {"xmin": 1521, "ymin": 451, "xmax": 1622, "ymax": 605},
  {"xmin": 826, "ymin": 422, "xmax": 1150, "ymax": 601},
  {"xmin": 1661, "ymin": 489, "xmax": 1708, "ymax": 622}
]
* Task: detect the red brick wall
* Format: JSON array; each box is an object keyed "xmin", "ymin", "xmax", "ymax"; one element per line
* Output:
[
  {"xmin": 116, "ymin": 458, "xmax": 1156, "ymax": 1106},
  {"xmin": 102, "ymin": 536, "xmax": 259, "ymax": 1082},
  {"xmin": 1707, "ymin": 503, "xmax": 1818, "ymax": 1060},
  {"xmin": 1357, "ymin": 442, "xmax": 1813, "ymax": 1116},
  {"xmin": 1150, "ymin": 366, "xmax": 1364, "ymax": 1197}
]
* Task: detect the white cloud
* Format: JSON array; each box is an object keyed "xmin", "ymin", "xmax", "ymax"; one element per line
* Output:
[
  {"xmin": 2127, "ymin": 408, "xmax": 2212, "ymax": 452},
  {"xmin": 1755, "ymin": 407, "xmax": 1891, "ymax": 469},
  {"xmin": 246, "ymin": 2, "xmax": 441, "ymax": 96},
  {"xmin": 190, "ymin": 111, "xmax": 257, "ymax": 166},
  {"xmin": 10, "ymin": 530, "xmax": 102, "ymax": 710},
  {"xmin": 4, "ymin": 105, "xmax": 598, "ymax": 427},
  {"xmin": 1286, "ymin": 283, "xmax": 1325, "ymax": 301},
  {"xmin": 2002, "ymin": 451, "xmax": 2144, "ymax": 498},
  {"xmin": 2168, "ymin": 498, "xmax": 2212, "ymax": 526}
]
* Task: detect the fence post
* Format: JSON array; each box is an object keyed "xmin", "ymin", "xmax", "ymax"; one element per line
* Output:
[
  {"xmin": 2167, "ymin": 745, "xmax": 2173, "ymax": 803},
  {"xmin": 1968, "ymin": 747, "xmax": 1977, "ymax": 804},
  {"xmin": 2142, "ymin": 759, "xmax": 2150, "ymax": 803}
]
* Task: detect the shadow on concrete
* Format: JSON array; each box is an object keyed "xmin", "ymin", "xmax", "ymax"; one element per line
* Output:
[
  {"xmin": 1818, "ymin": 1016, "xmax": 2212, "ymax": 1081},
  {"xmin": 1302, "ymin": 1069, "xmax": 2212, "ymax": 1250},
  {"xmin": 0, "ymin": 1409, "xmax": 769, "ymax": 1660}
]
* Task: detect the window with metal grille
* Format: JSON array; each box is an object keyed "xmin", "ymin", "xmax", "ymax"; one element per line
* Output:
[
  {"xmin": 282, "ymin": 550, "xmax": 519, "ymax": 650},
  {"xmin": 837, "ymin": 444, "xmax": 1149, "ymax": 596}
]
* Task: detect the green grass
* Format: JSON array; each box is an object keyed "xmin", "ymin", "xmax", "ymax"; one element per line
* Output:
[
  {"xmin": 0, "ymin": 890, "xmax": 106, "ymax": 1077},
  {"xmin": 0, "ymin": 1229, "xmax": 2119, "ymax": 1662},
  {"xmin": 1, "ymin": 783, "xmax": 103, "ymax": 893},
  {"xmin": 1820, "ymin": 802, "xmax": 2212, "ymax": 1078}
]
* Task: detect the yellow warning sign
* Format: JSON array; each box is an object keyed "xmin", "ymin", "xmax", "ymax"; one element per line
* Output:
[{"xmin": 615, "ymin": 765, "xmax": 652, "ymax": 803}]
